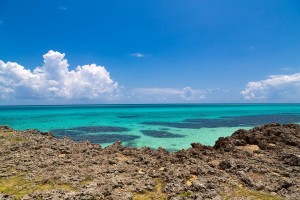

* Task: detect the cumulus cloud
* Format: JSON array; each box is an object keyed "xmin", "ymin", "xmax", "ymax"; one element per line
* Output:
[
  {"xmin": 0, "ymin": 50, "xmax": 119, "ymax": 102},
  {"xmin": 241, "ymin": 73, "xmax": 300, "ymax": 101},
  {"xmin": 130, "ymin": 87, "xmax": 206, "ymax": 102},
  {"xmin": 129, "ymin": 53, "xmax": 147, "ymax": 58}
]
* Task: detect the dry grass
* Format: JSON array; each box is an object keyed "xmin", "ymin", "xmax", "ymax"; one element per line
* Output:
[
  {"xmin": 78, "ymin": 175, "xmax": 94, "ymax": 185},
  {"xmin": 236, "ymin": 145, "xmax": 260, "ymax": 153},
  {"xmin": 0, "ymin": 174, "xmax": 77, "ymax": 199},
  {"xmin": 225, "ymin": 186, "xmax": 283, "ymax": 200},
  {"xmin": 186, "ymin": 175, "xmax": 197, "ymax": 186},
  {"xmin": 133, "ymin": 178, "xmax": 167, "ymax": 200},
  {"xmin": 0, "ymin": 131, "xmax": 27, "ymax": 143}
]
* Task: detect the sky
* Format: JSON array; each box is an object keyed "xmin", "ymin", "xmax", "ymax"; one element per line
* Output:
[{"xmin": 1, "ymin": 0, "xmax": 300, "ymax": 104}]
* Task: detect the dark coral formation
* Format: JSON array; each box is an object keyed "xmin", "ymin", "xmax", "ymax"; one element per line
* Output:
[
  {"xmin": 141, "ymin": 130, "xmax": 184, "ymax": 138},
  {"xmin": 0, "ymin": 123, "xmax": 299, "ymax": 199},
  {"xmin": 51, "ymin": 126, "xmax": 137, "ymax": 144},
  {"xmin": 52, "ymin": 126, "xmax": 130, "ymax": 134},
  {"xmin": 118, "ymin": 115, "xmax": 140, "ymax": 119},
  {"xmin": 142, "ymin": 114, "xmax": 300, "ymax": 129}
]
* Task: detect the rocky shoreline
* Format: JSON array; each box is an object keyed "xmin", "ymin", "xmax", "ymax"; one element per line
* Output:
[{"xmin": 0, "ymin": 123, "xmax": 299, "ymax": 199}]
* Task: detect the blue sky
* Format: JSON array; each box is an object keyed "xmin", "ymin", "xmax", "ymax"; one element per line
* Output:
[{"xmin": 1, "ymin": 0, "xmax": 300, "ymax": 104}]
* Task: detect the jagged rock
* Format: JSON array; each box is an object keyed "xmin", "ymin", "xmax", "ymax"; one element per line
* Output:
[
  {"xmin": 0, "ymin": 194, "xmax": 14, "ymax": 200},
  {"xmin": 0, "ymin": 126, "xmax": 13, "ymax": 132},
  {"xmin": 219, "ymin": 159, "xmax": 235, "ymax": 170},
  {"xmin": 282, "ymin": 153, "xmax": 300, "ymax": 166},
  {"xmin": 0, "ymin": 124, "xmax": 299, "ymax": 199}
]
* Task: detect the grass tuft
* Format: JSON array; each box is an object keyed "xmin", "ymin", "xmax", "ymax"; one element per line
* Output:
[
  {"xmin": 78, "ymin": 175, "xmax": 94, "ymax": 185},
  {"xmin": 133, "ymin": 178, "xmax": 167, "ymax": 200},
  {"xmin": 0, "ymin": 131, "xmax": 27, "ymax": 143},
  {"xmin": 180, "ymin": 191, "xmax": 193, "ymax": 197},
  {"xmin": 0, "ymin": 174, "xmax": 77, "ymax": 199},
  {"xmin": 225, "ymin": 186, "xmax": 283, "ymax": 200}
]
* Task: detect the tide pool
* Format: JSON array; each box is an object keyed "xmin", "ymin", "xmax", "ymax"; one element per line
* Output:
[{"xmin": 1, "ymin": 104, "xmax": 300, "ymax": 151}]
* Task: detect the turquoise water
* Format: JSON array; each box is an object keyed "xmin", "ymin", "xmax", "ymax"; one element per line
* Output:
[{"xmin": 1, "ymin": 104, "xmax": 300, "ymax": 151}]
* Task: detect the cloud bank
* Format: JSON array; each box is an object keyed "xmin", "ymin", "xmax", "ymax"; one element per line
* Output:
[
  {"xmin": 241, "ymin": 73, "xmax": 300, "ymax": 101},
  {"xmin": 0, "ymin": 50, "xmax": 119, "ymax": 102}
]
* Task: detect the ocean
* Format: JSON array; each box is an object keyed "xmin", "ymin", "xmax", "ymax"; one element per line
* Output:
[{"xmin": 1, "ymin": 104, "xmax": 300, "ymax": 151}]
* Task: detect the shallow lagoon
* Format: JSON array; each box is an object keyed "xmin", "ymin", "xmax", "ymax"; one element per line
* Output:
[{"xmin": 1, "ymin": 104, "xmax": 300, "ymax": 151}]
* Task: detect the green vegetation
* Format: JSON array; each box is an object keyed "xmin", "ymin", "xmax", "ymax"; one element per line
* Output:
[
  {"xmin": 0, "ymin": 131, "xmax": 27, "ymax": 143},
  {"xmin": 133, "ymin": 178, "xmax": 167, "ymax": 200},
  {"xmin": 180, "ymin": 191, "xmax": 193, "ymax": 197},
  {"xmin": 225, "ymin": 186, "xmax": 284, "ymax": 200},
  {"xmin": 78, "ymin": 175, "xmax": 94, "ymax": 185},
  {"xmin": 0, "ymin": 131, "xmax": 15, "ymax": 135},
  {"xmin": 0, "ymin": 174, "xmax": 76, "ymax": 199}
]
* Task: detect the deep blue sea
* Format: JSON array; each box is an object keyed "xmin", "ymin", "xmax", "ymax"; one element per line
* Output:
[{"xmin": 1, "ymin": 104, "xmax": 300, "ymax": 151}]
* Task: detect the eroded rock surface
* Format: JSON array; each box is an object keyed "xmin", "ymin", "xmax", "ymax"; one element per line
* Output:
[{"xmin": 0, "ymin": 123, "xmax": 299, "ymax": 199}]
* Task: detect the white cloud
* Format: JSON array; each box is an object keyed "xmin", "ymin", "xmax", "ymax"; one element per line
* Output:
[
  {"xmin": 0, "ymin": 50, "xmax": 120, "ymax": 102},
  {"xmin": 129, "ymin": 53, "xmax": 147, "ymax": 58},
  {"xmin": 130, "ymin": 87, "xmax": 206, "ymax": 102},
  {"xmin": 241, "ymin": 73, "xmax": 300, "ymax": 101}
]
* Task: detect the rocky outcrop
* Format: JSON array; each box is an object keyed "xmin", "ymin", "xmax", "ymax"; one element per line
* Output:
[{"xmin": 0, "ymin": 123, "xmax": 299, "ymax": 199}]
